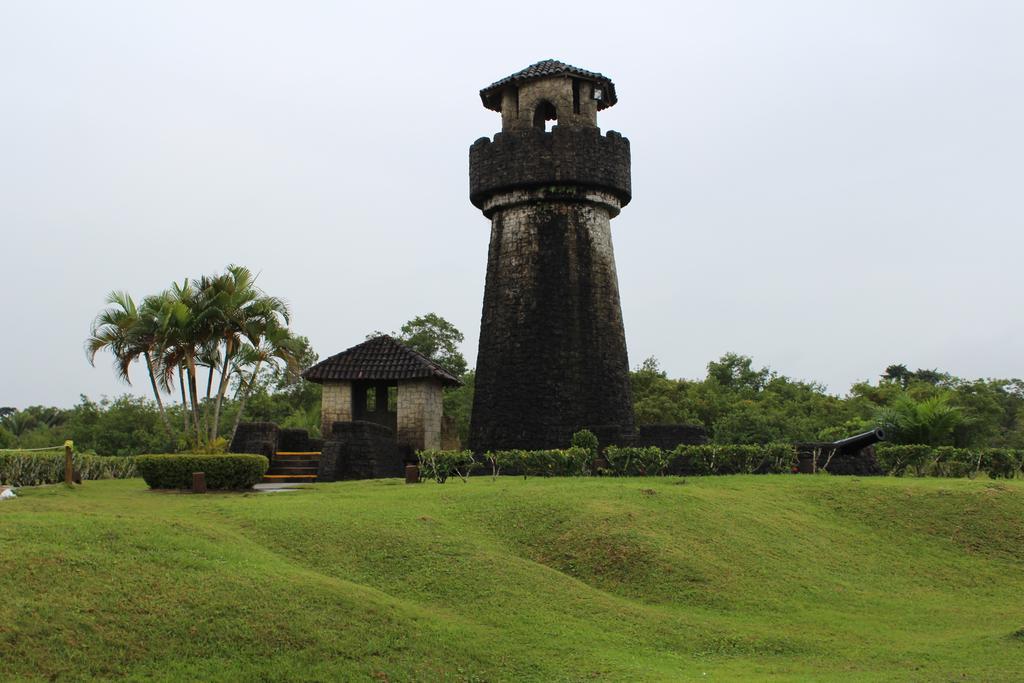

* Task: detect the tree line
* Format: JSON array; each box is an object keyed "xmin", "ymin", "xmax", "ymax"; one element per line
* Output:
[
  {"xmin": 2, "ymin": 303, "xmax": 1022, "ymax": 454},
  {"xmin": 629, "ymin": 355, "xmax": 1024, "ymax": 448}
]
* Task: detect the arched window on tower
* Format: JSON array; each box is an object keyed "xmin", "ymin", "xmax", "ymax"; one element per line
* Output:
[{"xmin": 532, "ymin": 100, "xmax": 557, "ymax": 131}]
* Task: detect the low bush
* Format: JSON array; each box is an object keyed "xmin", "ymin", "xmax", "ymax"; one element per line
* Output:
[
  {"xmin": 980, "ymin": 448, "xmax": 1021, "ymax": 479},
  {"xmin": 521, "ymin": 448, "xmax": 589, "ymax": 477},
  {"xmin": 417, "ymin": 450, "xmax": 478, "ymax": 483},
  {"xmin": 406, "ymin": 444, "xmax": 1022, "ymax": 483},
  {"xmin": 429, "ymin": 447, "xmax": 595, "ymax": 480},
  {"xmin": 671, "ymin": 444, "xmax": 794, "ymax": 475},
  {"xmin": 874, "ymin": 445, "xmax": 1023, "ymax": 478},
  {"xmin": 570, "ymin": 429, "xmax": 599, "ymax": 457},
  {"xmin": 930, "ymin": 446, "xmax": 975, "ymax": 478},
  {"xmin": 874, "ymin": 445, "xmax": 934, "ymax": 477},
  {"xmin": 0, "ymin": 451, "xmax": 138, "ymax": 487},
  {"xmin": 135, "ymin": 454, "xmax": 268, "ymax": 490},
  {"xmin": 603, "ymin": 446, "xmax": 669, "ymax": 476},
  {"xmin": 484, "ymin": 449, "xmax": 522, "ymax": 478}
]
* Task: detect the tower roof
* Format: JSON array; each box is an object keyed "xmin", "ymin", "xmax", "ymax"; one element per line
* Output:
[
  {"xmin": 302, "ymin": 335, "xmax": 463, "ymax": 386},
  {"xmin": 480, "ymin": 59, "xmax": 617, "ymax": 112}
]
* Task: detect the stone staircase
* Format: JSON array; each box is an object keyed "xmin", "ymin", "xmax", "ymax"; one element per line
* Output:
[{"xmin": 263, "ymin": 451, "xmax": 320, "ymax": 484}]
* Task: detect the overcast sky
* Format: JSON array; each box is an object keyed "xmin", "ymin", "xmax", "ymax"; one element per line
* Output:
[{"xmin": 2, "ymin": 1, "xmax": 1022, "ymax": 408}]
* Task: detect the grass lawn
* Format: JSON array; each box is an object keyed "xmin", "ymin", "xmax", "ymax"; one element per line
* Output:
[{"xmin": 2, "ymin": 475, "xmax": 1023, "ymax": 681}]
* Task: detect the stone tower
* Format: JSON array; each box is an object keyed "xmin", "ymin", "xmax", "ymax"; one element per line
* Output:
[{"xmin": 468, "ymin": 59, "xmax": 634, "ymax": 452}]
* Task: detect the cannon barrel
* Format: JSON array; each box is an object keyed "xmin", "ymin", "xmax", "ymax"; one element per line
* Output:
[{"xmin": 831, "ymin": 428, "xmax": 885, "ymax": 454}]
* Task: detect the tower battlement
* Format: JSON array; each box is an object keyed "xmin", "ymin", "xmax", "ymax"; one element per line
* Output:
[{"xmin": 469, "ymin": 127, "xmax": 631, "ymax": 212}]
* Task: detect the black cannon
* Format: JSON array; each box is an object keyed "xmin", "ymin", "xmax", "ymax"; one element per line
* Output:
[
  {"xmin": 795, "ymin": 428, "xmax": 886, "ymax": 475},
  {"xmin": 830, "ymin": 428, "xmax": 886, "ymax": 454}
]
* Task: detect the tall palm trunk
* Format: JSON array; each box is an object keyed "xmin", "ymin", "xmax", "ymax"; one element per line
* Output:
[
  {"xmin": 204, "ymin": 363, "xmax": 215, "ymax": 440},
  {"xmin": 229, "ymin": 358, "xmax": 262, "ymax": 443},
  {"xmin": 210, "ymin": 343, "xmax": 234, "ymax": 442},
  {"xmin": 178, "ymin": 365, "xmax": 189, "ymax": 433},
  {"xmin": 186, "ymin": 357, "xmax": 202, "ymax": 445},
  {"xmin": 143, "ymin": 351, "xmax": 173, "ymax": 439}
]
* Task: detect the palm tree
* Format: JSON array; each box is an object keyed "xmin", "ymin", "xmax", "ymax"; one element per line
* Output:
[
  {"xmin": 144, "ymin": 289, "xmax": 190, "ymax": 435},
  {"xmin": 876, "ymin": 393, "xmax": 967, "ymax": 446},
  {"xmin": 1, "ymin": 411, "xmax": 38, "ymax": 438},
  {"xmin": 229, "ymin": 320, "xmax": 301, "ymax": 441},
  {"xmin": 85, "ymin": 291, "xmax": 173, "ymax": 439},
  {"xmin": 156, "ymin": 280, "xmax": 214, "ymax": 445},
  {"xmin": 200, "ymin": 265, "xmax": 290, "ymax": 442},
  {"xmin": 197, "ymin": 340, "xmax": 222, "ymax": 437},
  {"xmin": 131, "ymin": 295, "xmax": 175, "ymax": 438}
]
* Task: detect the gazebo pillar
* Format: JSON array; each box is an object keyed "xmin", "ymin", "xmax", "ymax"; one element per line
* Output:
[
  {"xmin": 321, "ymin": 381, "xmax": 353, "ymax": 433},
  {"xmin": 397, "ymin": 379, "xmax": 443, "ymax": 451}
]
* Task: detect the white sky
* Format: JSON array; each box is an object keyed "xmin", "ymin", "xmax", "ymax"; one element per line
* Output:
[{"xmin": 1, "ymin": 1, "xmax": 1022, "ymax": 407}]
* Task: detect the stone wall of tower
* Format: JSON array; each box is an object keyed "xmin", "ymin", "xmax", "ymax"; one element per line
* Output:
[
  {"xmin": 498, "ymin": 78, "xmax": 601, "ymax": 131},
  {"xmin": 321, "ymin": 381, "xmax": 352, "ymax": 433},
  {"xmin": 468, "ymin": 184, "xmax": 635, "ymax": 452}
]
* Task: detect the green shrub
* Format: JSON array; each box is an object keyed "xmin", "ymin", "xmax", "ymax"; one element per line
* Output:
[
  {"xmin": 520, "ymin": 449, "xmax": 567, "ymax": 477},
  {"xmin": 760, "ymin": 443, "xmax": 797, "ymax": 473},
  {"xmin": 479, "ymin": 448, "xmax": 589, "ymax": 478},
  {"xmin": 564, "ymin": 446, "xmax": 593, "ymax": 476},
  {"xmin": 0, "ymin": 451, "xmax": 138, "ymax": 487},
  {"xmin": 416, "ymin": 450, "xmax": 478, "ymax": 483},
  {"xmin": 603, "ymin": 446, "xmax": 668, "ymax": 476},
  {"xmin": 874, "ymin": 445, "xmax": 1022, "ymax": 479},
  {"xmin": 570, "ymin": 429, "xmax": 599, "ymax": 455},
  {"xmin": 135, "ymin": 454, "xmax": 267, "ymax": 490},
  {"xmin": 980, "ymin": 448, "xmax": 1021, "ymax": 479},
  {"xmin": 483, "ymin": 450, "xmax": 521, "ymax": 479},
  {"xmin": 188, "ymin": 437, "xmax": 229, "ymax": 455},
  {"xmin": 874, "ymin": 445, "xmax": 933, "ymax": 477},
  {"xmin": 670, "ymin": 444, "xmax": 793, "ymax": 475},
  {"xmin": 931, "ymin": 447, "xmax": 975, "ymax": 478}
]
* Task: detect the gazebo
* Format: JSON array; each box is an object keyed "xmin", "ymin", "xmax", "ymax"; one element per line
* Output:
[{"xmin": 302, "ymin": 335, "xmax": 462, "ymax": 452}]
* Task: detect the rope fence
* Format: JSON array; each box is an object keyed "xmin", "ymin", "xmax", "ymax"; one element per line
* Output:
[{"xmin": 0, "ymin": 441, "xmax": 76, "ymax": 484}]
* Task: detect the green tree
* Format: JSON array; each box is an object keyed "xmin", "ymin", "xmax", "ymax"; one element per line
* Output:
[
  {"xmin": 198, "ymin": 265, "xmax": 291, "ymax": 442},
  {"xmin": 876, "ymin": 393, "xmax": 966, "ymax": 446},
  {"xmin": 397, "ymin": 313, "xmax": 468, "ymax": 377},
  {"xmin": 630, "ymin": 357, "xmax": 700, "ymax": 426},
  {"xmin": 229, "ymin": 320, "xmax": 301, "ymax": 441},
  {"xmin": 707, "ymin": 353, "xmax": 772, "ymax": 393},
  {"xmin": 85, "ymin": 291, "xmax": 173, "ymax": 438}
]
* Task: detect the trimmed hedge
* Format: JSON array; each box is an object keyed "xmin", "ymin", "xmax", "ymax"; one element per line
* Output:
[
  {"xmin": 480, "ymin": 448, "xmax": 591, "ymax": 478},
  {"xmin": 413, "ymin": 444, "xmax": 1022, "ymax": 482},
  {"xmin": 135, "ymin": 454, "xmax": 268, "ymax": 490},
  {"xmin": 428, "ymin": 444, "xmax": 795, "ymax": 480},
  {"xmin": 875, "ymin": 445, "xmax": 1023, "ymax": 479},
  {"xmin": 603, "ymin": 446, "xmax": 669, "ymax": 476},
  {"xmin": 417, "ymin": 450, "xmax": 479, "ymax": 483},
  {"xmin": 0, "ymin": 451, "xmax": 138, "ymax": 487},
  {"xmin": 670, "ymin": 444, "xmax": 795, "ymax": 475}
]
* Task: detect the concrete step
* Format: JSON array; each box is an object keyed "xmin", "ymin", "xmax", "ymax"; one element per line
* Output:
[
  {"xmin": 262, "ymin": 474, "xmax": 317, "ymax": 483},
  {"xmin": 267, "ymin": 466, "xmax": 319, "ymax": 475},
  {"xmin": 270, "ymin": 459, "xmax": 319, "ymax": 468}
]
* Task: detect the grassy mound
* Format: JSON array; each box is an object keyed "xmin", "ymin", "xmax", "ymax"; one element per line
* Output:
[{"xmin": 2, "ymin": 476, "xmax": 1023, "ymax": 680}]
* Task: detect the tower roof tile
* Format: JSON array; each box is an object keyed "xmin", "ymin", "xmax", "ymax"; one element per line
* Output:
[
  {"xmin": 480, "ymin": 59, "xmax": 617, "ymax": 112},
  {"xmin": 302, "ymin": 335, "xmax": 463, "ymax": 386}
]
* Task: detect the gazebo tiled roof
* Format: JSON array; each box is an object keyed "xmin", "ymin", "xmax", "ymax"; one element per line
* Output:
[
  {"xmin": 302, "ymin": 335, "xmax": 463, "ymax": 387},
  {"xmin": 480, "ymin": 59, "xmax": 618, "ymax": 112}
]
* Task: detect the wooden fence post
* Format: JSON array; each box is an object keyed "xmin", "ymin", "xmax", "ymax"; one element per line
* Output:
[{"xmin": 64, "ymin": 440, "xmax": 74, "ymax": 485}]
